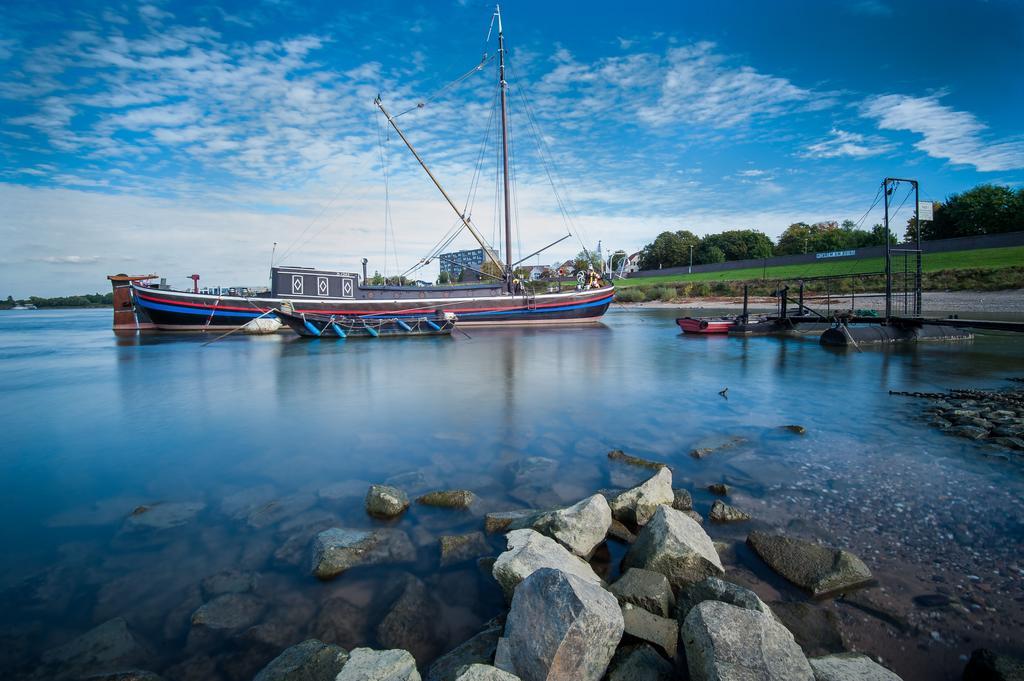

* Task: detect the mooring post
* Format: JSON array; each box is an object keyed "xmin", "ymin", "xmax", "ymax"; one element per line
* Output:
[
  {"xmin": 798, "ymin": 282, "xmax": 804, "ymax": 315},
  {"xmin": 780, "ymin": 286, "xmax": 788, "ymax": 319},
  {"xmin": 742, "ymin": 284, "xmax": 749, "ymax": 324},
  {"xmin": 884, "ymin": 178, "xmax": 892, "ymax": 320}
]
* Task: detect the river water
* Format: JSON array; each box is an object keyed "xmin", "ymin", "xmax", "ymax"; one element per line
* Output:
[{"xmin": 1, "ymin": 307, "xmax": 1022, "ymax": 680}]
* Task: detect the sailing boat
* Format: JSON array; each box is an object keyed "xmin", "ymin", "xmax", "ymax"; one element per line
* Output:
[{"xmin": 109, "ymin": 6, "xmax": 614, "ymax": 333}]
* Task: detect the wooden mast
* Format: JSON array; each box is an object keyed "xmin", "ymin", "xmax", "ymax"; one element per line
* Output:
[{"xmin": 497, "ymin": 5, "xmax": 513, "ymax": 290}]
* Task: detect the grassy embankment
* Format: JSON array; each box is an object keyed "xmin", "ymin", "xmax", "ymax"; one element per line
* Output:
[{"xmin": 614, "ymin": 245, "xmax": 1024, "ymax": 302}]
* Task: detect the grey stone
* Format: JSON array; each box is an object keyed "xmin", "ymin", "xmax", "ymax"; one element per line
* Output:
[
  {"xmin": 191, "ymin": 593, "xmax": 265, "ymax": 632},
  {"xmin": 605, "ymin": 644, "xmax": 674, "ymax": 681},
  {"xmin": 747, "ymin": 532, "xmax": 873, "ymax": 597},
  {"xmin": 417, "ymin": 490, "xmax": 477, "ymax": 509},
  {"xmin": 377, "ymin": 576, "xmax": 443, "ymax": 661},
  {"xmin": 492, "ymin": 638, "xmax": 514, "ymax": 675},
  {"xmin": 503, "ymin": 568, "xmax": 624, "ymax": 681},
  {"xmin": 770, "ymin": 602, "xmax": 845, "ymax": 657},
  {"xmin": 622, "ymin": 506, "xmax": 724, "ymax": 591},
  {"xmin": 366, "ymin": 485, "xmax": 410, "ymax": 519},
  {"xmin": 39, "ymin": 618, "xmax": 146, "ymax": 679},
  {"xmin": 608, "ymin": 468, "xmax": 673, "ymax": 526},
  {"xmin": 310, "ymin": 528, "xmax": 416, "ymax": 580},
  {"xmin": 440, "ymin": 532, "xmax": 491, "ymax": 567},
  {"xmin": 677, "ymin": 576, "xmax": 771, "ymax": 623},
  {"xmin": 453, "ymin": 665, "xmax": 520, "ymax": 681},
  {"xmin": 199, "ymin": 570, "xmax": 257, "ymax": 599},
  {"xmin": 709, "ymin": 500, "xmax": 751, "ymax": 522},
  {"xmin": 682, "ymin": 600, "xmax": 814, "ymax": 681},
  {"xmin": 607, "ymin": 519, "xmax": 637, "ymax": 544},
  {"xmin": 515, "ymin": 494, "xmax": 611, "ymax": 557},
  {"xmin": 707, "ymin": 483, "xmax": 730, "ymax": 496},
  {"xmin": 809, "ymin": 653, "xmax": 903, "ymax": 680},
  {"xmin": 491, "ymin": 529, "xmax": 602, "ymax": 599},
  {"xmin": 336, "ymin": 648, "xmax": 421, "ymax": 681},
  {"xmin": 621, "ymin": 603, "xmax": 677, "ymax": 658},
  {"xmin": 608, "ymin": 568, "xmax": 674, "ymax": 618},
  {"xmin": 485, "ymin": 510, "xmax": 538, "ymax": 534},
  {"xmin": 124, "ymin": 502, "xmax": 205, "ymax": 530},
  {"xmin": 253, "ymin": 639, "xmax": 349, "ymax": 681},
  {"xmin": 684, "ymin": 510, "xmax": 704, "ymax": 524},
  {"xmin": 426, "ymin": 619, "xmax": 503, "ymax": 681},
  {"xmin": 672, "ymin": 488, "xmax": 693, "ymax": 511}
]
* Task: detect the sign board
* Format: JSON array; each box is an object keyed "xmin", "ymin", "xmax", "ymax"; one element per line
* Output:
[
  {"xmin": 815, "ymin": 249, "xmax": 856, "ymax": 259},
  {"xmin": 917, "ymin": 201, "xmax": 934, "ymax": 221}
]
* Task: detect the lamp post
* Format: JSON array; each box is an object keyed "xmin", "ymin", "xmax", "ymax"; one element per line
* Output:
[{"xmin": 688, "ymin": 245, "xmax": 693, "ymax": 274}]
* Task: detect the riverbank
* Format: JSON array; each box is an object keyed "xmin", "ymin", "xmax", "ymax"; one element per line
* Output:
[{"xmin": 618, "ymin": 289, "xmax": 1024, "ymax": 314}]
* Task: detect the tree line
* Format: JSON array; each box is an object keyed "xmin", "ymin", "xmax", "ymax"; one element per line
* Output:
[
  {"xmin": 637, "ymin": 183, "xmax": 1023, "ymax": 271},
  {"xmin": 2, "ymin": 293, "xmax": 114, "ymax": 308}
]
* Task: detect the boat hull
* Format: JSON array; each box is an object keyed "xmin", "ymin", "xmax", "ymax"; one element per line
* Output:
[
  {"xmin": 676, "ymin": 316, "xmax": 735, "ymax": 334},
  {"xmin": 130, "ymin": 284, "xmax": 614, "ymax": 331}
]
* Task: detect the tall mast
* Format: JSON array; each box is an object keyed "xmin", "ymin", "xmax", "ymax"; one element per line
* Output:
[{"xmin": 497, "ymin": 5, "xmax": 512, "ymax": 286}]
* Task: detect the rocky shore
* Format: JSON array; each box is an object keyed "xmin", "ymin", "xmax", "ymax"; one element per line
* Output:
[{"xmin": 25, "ymin": 456, "xmax": 1024, "ymax": 681}]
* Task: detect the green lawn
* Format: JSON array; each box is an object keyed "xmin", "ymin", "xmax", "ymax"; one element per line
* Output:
[{"xmin": 617, "ymin": 245, "xmax": 1024, "ymax": 287}]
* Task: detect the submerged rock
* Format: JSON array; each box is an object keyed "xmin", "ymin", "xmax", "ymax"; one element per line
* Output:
[
  {"xmin": 676, "ymin": 576, "xmax": 771, "ymax": 623},
  {"xmin": 426, "ymin": 619, "xmax": 503, "ymax": 681},
  {"xmin": 199, "ymin": 570, "xmax": 258, "ymax": 599},
  {"xmin": 621, "ymin": 602, "xmax": 677, "ymax": 658},
  {"xmin": 684, "ymin": 510, "xmax": 704, "ymax": 524},
  {"xmin": 768, "ymin": 602, "xmax": 844, "ymax": 657},
  {"xmin": 503, "ymin": 568, "xmax": 623, "ymax": 681},
  {"xmin": 417, "ymin": 490, "xmax": 477, "ymax": 509},
  {"xmin": 809, "ymin": 653, "xmax": 902, "ymax": 680},
  {"xmin": 781, "ymin": 425, "xmax": 807, "ymax": 435},
  {"xmin": 962, "ymin": 648, "xmax": 1024, "ymax": 681},
  {"xmin": 39, "ymin": 617, "xmax": 147, "ymax": 679},
  {"xmin": 491, "ymin": 529, "xmax": 602, "ymax": 599},
  {"xmin": 514, "ymin": 494, "xmax": 611, "ymax": 557},
  {"xmin": 608, "ymin": 468, "xmax": 673, "ymax": 527},
  {"xmin": 608, "ymin": 568, "xmax": 674, "ymax": 618},
  {"xmin": 707, "ymin": 483, "xmax": 729, "ymax": 496},
  {"xmin": 508, "ymin": 457, "xmax": 558, "ymax": 486},
  {"xmin": 453, "ymin": 665, "xmax": 520, "ymax": 681},
  {"xmin": 191, "ymin": 593, "xmax": 265, "ymax": 632},
  {"xmin": 124, "ymin": 502, "xmax": 206, "ymax": 530},
  {"xmin": 253, "ymin": 639, "xmax": 349, "ymax": 681},
  {"xmin": 709, "ymin": 500, "xmax": 751, "ymax": 523},
  {"xmin": 682, "ymin": 601, "xmax": 813, "ymax": 681},
  {"xmin": 366, "ymin": 485, "xmax": 410, "ymax": 519},
  {"xmin": 377, "ymin": 575, "xmax": 443, "ymax": 662},
  {"xmin": 336, "ymin": 648, "xmax": 421, "ymax": 681},
  {"xmin": 622, "ymin": 505, "xmax": 724, "ymax": 591},
  {"xmin": 440, "ymin": 532, "xmax": 490, "ymax": 567},
  {"xmin": 607, "ymin": 449, "xmax": 667, "ymax": 470},
  {"xmin": 747, "ymin": 531, "xmax": 873, "ymax": 597},
  {"xmin": 606, "ymin": 645, "xmax": 673, "ymax": 681},
  {"xmin": 310, "ymin": 528, "xmax": 416, "ymax": 580}
]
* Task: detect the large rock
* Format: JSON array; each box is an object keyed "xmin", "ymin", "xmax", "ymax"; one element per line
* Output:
[
  {"xmin": 605, "ymin": 644, "xmax": 674, "ymax": 681},
  {"xmin": 682, "ymin": 600, "xmax": 814, "ymax": 681},
  {"xmin": 503, "ymin": 568, "xmax": 624, "ymax": 681},
  {"xmin": 620, "ymin": 603, "xmax": 677, "ymax": 658},
  {"xmin": 336, "ymin": 648, "xmax": 421, "ymax": 681},
  {"xmin": 485, "ymin": 510, "xmax": 539, "ymax": 534},
  {"xmin": 608, "ymin": 568, "xmax": 674, "ymax": 618},
  {"xmin": 747, "ymin": 532, "xmax": 873, "ymax": 597},
  {"xmin": 514, "ymin": 495, "xmax": 611, "ymax": 557},
  {"xmin": 253, "ymin": 639, "xmax": 349, "ymax": 681},
  {"xmin": 191, "ymin": 593, "xmax": 265, "ymax": 632},
  {"xmin": 310, "ymin": 528, "xmax": 415, "ymax": 580},
  {"xmin": 377, "ymin": 576, "xmax": 443, "ymax": 662},
  {"xmin": 622, "ymin": 506, "xmax": 723, "ymax": 591},
  {"xmin": 426, "ymin": 619, "xmax": 503, "ymax": 681},
  {"xmin": 672, "ymin": 489, "xmax": 693, "ymax": 511},
  {"xmin": 608, "ymin": 468, "xmax": 673, "ymax": 526},
  {"xmin": 366, "ymin": 485, "xmax": 410, "ymax": 519},
  {"xmin": 453, "ymin": 665, "xmax": 520, "ymax": 681},
  {"xmin": 677, "ymin": 576, "xmax": 771, "ymax": 623},
  {"xmin": 491, "ymin": 529, "xmax": 602, "ymax": 599},
  {"xmin": 809, "ymin": 653, "xmax": 903, "ymax": 680},
  {"xmin": 709, "ymin": 500, "xmax": 750, "ymax": 522},
  {"xmin": 38, "ymin": 618, "xmax": 147, "ymax": 679}
]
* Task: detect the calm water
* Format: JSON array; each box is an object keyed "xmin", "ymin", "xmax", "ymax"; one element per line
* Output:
[{"xmin": 1, "ymin": 307, "xmax": 1023, "ymax": 680}]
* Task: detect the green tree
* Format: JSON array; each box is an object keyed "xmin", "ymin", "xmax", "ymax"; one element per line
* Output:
[
  {"xmin": 695, "ymin": 243, "xmax": 725, "ymax": 264},
  {"xmin": 637, "ymin": 230, "xmax": 700, "ymax": 270},
  {"xmin": 701, "ymin": 229, "xmax": 774, "ymax": 261},
  {"xmin": 370, "ymin": 270, "xmax": 385, "ymax": 285},
  {"xmin": 573, "ymin": 250, "xmax": 603, "ymax": 271},
  {"xmin": 922, "ymin": 184, "xmax": 1024, "ymax": 240},
  {"xmin": 775, "ymin": 222, "xmax": 814, "ymax": 255},
  {"xmin": 437, "ymin": 271, "xmax": 451, "ymax": 284}
]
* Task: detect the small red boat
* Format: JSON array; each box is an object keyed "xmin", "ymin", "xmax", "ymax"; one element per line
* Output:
[{"xmin": 676, "ymin": 316, "xmax": 735, "ymax": 334}]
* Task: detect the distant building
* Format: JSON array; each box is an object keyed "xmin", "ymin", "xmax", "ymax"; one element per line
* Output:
[
  {"xmin": 623, "ymin": 252, "xmax": 641, "ymax": 274},
  {"xmin": 439, "ymin": 247, "xmax": 499, "ymax": 280}
]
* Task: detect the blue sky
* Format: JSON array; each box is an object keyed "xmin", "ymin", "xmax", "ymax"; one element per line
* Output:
[{"xmin": 1, "ymin": 0, "xmax": 1022, "ymax": 296}]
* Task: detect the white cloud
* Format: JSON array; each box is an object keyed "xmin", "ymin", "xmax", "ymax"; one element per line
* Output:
[
  {"xmin": 802, "ymin": 127, "xmax": 896, "ymax": 159},
  {"xmin": 861, "ymin": 94, "xmax": 1024, "ymax": 171},
  {"xmin": 35, "ymin": 255, "xmax": 101, "ymax": 264}
]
